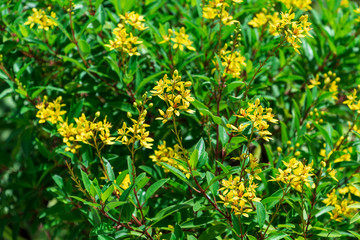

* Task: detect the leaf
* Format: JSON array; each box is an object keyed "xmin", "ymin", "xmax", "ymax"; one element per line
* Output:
[
  {"xmin": 160, "ymin": 163, "xmax": 193, "ymax": 187},
  {"xmin": 280, "ymin": 121, "xmax": 288, "ymax": 146},
  {"xmin": 52, "ymin": 175, "xmax": 64, "ymax": 189},
  {"xmin": 78, "ymin": 40, "xmax": 91, "ymax": 58},
  {"xmin": 105, "ymin": 201, "xmax": 127, "ymax": 212},
  {"xmin": 68, "ymin": 99, "xmax": 84, "ymax": 122},
  {"xmin": 81, "ymin": 170, "xmax": 91, "ymax": 193},
  {"xmin": 219, "ymin": 125, "xmax": 229, "ymax": 147},
  {"xmin": 348, "ymin": 230, "xmax": 360, "ymax": 239},
  {"xmin": 119, "ymin": 184, "xmax": 134, "ymax": 201},
  {"xmin": 136, "ymin": 71, "xmax": 168, "ymax": 93},
  {"xmin": 101, "ymin": 185, "xmax": 114, "ymax": 202},
  {"xmin": 255, "ymin": 201, "xmax": 266, "ymax": 229},
  {"xmin": 198, "ymin": 224, "xmax": 227, "ymax": 240},
  {"xmin": 206, "ymin": 171, "xmax": 219, "ymax": 196},
  {"xmin": 267, "ymin": 232, "xmax": 289, "ymax": 240},
  {"xmin": 70, "ymin": 196, "xmax": 86, "ymax": 202},
  {"xmin": 191, "ymin": 100, "xmax": 222, "ymax": 125},
  {"xmin": 190, "ymin": 149, "xmax": 199, "ymax": 169},
  {"xmin": 152, "ymin": 203, "xmax": 193, "ymax": 225},
  {"xmin": 104, "ymin": 158, "xmax": 115, "ymax": 181},
  {"xmin": 313, "ymin": 123, "xmax": 332, "ymax": 146},
  {"xmin": 314, "ymin": 206, "xmax": 334, "ymax": 217},
  {"xmin": 145, "ymin": 178, "xmax": 169, "ymax": 201},
  {"xmin": 350, "ymin": 212, "xmax": 360, "ymax": 224}
]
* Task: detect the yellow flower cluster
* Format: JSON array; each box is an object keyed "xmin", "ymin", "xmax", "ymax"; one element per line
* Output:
[
  {"xmin": 248, "ymin": 9, "xmax": 280, "ymax": 32},
  {"xmin": 117, "ymin": 97, "xmax": 154, "ymax": 149},
  {"xmin": 278, "ymin": 0, "xmax": 312, "ymax": 11},
  {"xmin": 159, "ymin": 27, "xmax": 195, "ymax": 51},
  {"xmin": 227, "ymin": 99, "xmax": 278, "ymax": 141},
  {"xmin": 120, "ymin": 12, "xmax": 148, "ymax": 31},
  {"xmin": 25, "ymin": 7, "xmax": 58, "ymax": 31},
  {"xmin": 150, "ymin": 141, "xmax": 190, "ymax": 178},
  {"xmin": 36, "ymin": 96, "xmax": 66, "ymax": 124},
  {"xmin": 57, "ymin": 113, "xmax": 116, "ymax": 153},
  {"xmin": 244, "ymin": 153, "xmax": 262, "ymax": 181},
  {"xmin": 308, "ymin": 71, "xmax": 340, "ymax": 100},
  {"xmin": 323, "ymin": 188, "xmax": 359, "ymax": 222},
  {"xmin": 343, "ymin": 89, "xmax": 360, "ymax": 112},
  {"xmin": 36, "ymin": 96, "xmax": 116, "ymax": 153},
  {"xmin": 219, "ymin": 175, "xmax": 261, "ymax": 217},
  {"xmin": 202, "ymin": 0, "xmax": 242, "ymax": 25},
  {"xmin": 273, "ymin": 158, "xmax": 314, "ymax": 192},
  {"xmin": 214, "ymin": 43, "xmax": 246, "ymax": 78},
  {"xmin": 274, "ymin": 10, "xmax": 312, "ymax": 54},
  {"xmin": 354, "ymin": 8, "xmax": 360, "ymax": 22},
  {"xmin": 105, "ymin": 12, "xmax": 146, "ymax": 56},
  {"xmin": 151, "ymin": 70, "xmax": 195, "ymax": 123}
]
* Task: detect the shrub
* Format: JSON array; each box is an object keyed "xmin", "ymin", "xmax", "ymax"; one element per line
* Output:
[{"xmin": 1, "ymin": 0, "xmax": 360, "ymax": 239}]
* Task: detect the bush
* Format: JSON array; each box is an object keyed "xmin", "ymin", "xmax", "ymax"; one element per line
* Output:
[{"xmin": 1, "ymin": 0, "xmax": 360, "ymax": 239}]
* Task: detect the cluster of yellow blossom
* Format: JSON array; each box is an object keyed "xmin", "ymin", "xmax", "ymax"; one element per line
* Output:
[
  {"xmin": 25, "ymin": 7, "xmax": 58, "ymax": 31},
  {"xmin": 159, "ymin": 27, "xmax": 195, "ymax": 51},
  {"xmin": 150, "ymin": 141, "xmax": 190, "ymax": 178},
  {"xmin": 151, "ymin": 70, "xmax": 195, "ymax": 123},
  {"xmin": 278, "ymin": 0, "xmax": 312, "ymax": 11},
  {"xmin": 219, "ymin": 175, "xmax": 261, "ymax": 217},
  {"xmin": 319, "ymin": 137, "xmax": 352, "ymax": 164},
  {"xmin": 105, "ymin": 12, "xmax": 146, "ymax": 56},
  {"xmin": 272, "ymin": 158, "xmax": 314, "ymax": 192},
  {"xmin": 248, "ymin": 9, "xmax": 280, "ymax": 33},
  {"xmin": 117, "ymin": 96, "xmax": 154, "ymax": 149},
  {"xmin": 227, "ymin": 99, "xmax": 278, "ymax": 141},
  {"xmin": 202, "ymin": 0, "xmax": 242, "ymax": 25},
  {"xmin": 213, "ymin": 43, "xmax": 246, "ymax": 78},
  {"xmin": 58, "ymin": 113, "xmax": 116, "ymax": 153},
  {"xmin": 354, "ymin": 8, "xmax": 360, "ymax": 22},
  {"xmin": 36, "ymin": 96, "xmax": 66, "ymax": 124},
  {"xmin": 36, "ymin": 96, "xmax": 116, "ymax": 153},
  {"xmin": 343, "ymin": 88, "xmax": 360, "ymax": 112},
  {"xmin": 323, "ymin": 188, "xmax": 359, "ymax": 222},
  {"xmin": 308, "ymin": 71, "xmax": 340, "ymax": 100},
  {"xmin": 120, "ymin": 12, "xmax": 148, "ymax": 31},
  {"xmin": 307, "ymin": 108, "xmax": 325, "ymax": 127},
  {"xmin": 244, "ymin": 153, "xmax": 262, "ymax": 181},
  {"xmin": 249, "ymin": 9, "xmax": 312, "ymax": 53}
]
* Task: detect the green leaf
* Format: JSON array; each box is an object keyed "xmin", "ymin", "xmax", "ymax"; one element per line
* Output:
[
  {"xmin": 68, "ymin": 99, "xmax": 84, "ymax": 122},
  {"xmin": 52, "ymin": 175, "xmax": 64, "ymax": 189},
  {"xmin": 190, "ymin": 149, "xmax": 199, "ymax": 169},
  {"xmin": 198, "ymin": 224, "xmax": 227, "ymax": 240},
  {"xmin": 314, "ymin": 206, "xmax": 334, "ymax": 217},
  {"xmin": 104, "ymin": 158, "xmax": 115, "ymax": 181},
  {"xmin": 81, "ymin": 170, "xmax": 91, "ymax": 193},
  {"xmin": 219, "ymin": 125, "xmax": 229, "ymax": 147},
  {"xmin": 350, "ymin": 212, "xmax": 360, "ymax": 224},
  {"xmin": 145, "ymin": 178, "xmax": 169, "ymax": 201},
  {"xmin": 206, "ymin": 171, "xmax": 219, "ymax": 196},
  {"xmin": 78, "ymin": 40, "xmax": 91, "ymax": 58},
  {"xmin": 280, "ymin": 121, "xmax": 288, "ymax": 146},
  {"xmin": 101, "ymin": 185, "xmax": 114, "ymax": 202},
  {"xmin": 105, "ymin": 201, "xmax": 127, "ymax": 212},
  {"xmin": 160, "ymin": 162, "xmax": 193, "ymax": 187},
  {"xmin": 313, "ymin": 123, "xmax": 332, "ymax": 146},
  {"xmin": 119, "ymin": 184, "xmax": 134, "ymax": 201},
  {"xmin": 348, "ymin": 230, "xmax": 360, "ymax": 239},
  {"xmin": 267, "ymin": 232, "xmax": 289, "ymax": 240},
  {"xmin": 255, "ymin": 201, "xmax": 266, "ymax": 229},
  {"xmin": 191, "ymin": 100, "xmax": 222, "ymax": 125}
]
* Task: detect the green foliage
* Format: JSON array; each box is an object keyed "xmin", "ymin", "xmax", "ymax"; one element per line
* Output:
[{"xmin": 1, "ymin": 0, "xmax": 360, "ymax": 239}]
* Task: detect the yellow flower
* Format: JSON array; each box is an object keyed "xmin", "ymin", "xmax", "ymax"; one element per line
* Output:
[
  {"xmin": 25, "ymin": 8, "xmax": 58, "ymax": 31},
  {"xmin": 308, "ymin": 74, "xmax": 320, "ymax": 89},
  {"xmin": 278, "ymin": 0, "xmax": 312, "ymax": 11},
  {"xmin": 120, "ymin": 12, "xmax": 148, "ymax": 31},
  {"xmin": 171, "ymin": 27, "xmax": 196, "ymax": 51},
  {"xmin": 152, "ymin": 70, "xmax": 195, "ymax": 123},
  {"xmin": 36, "ymin": 96, "xmax": 66, "ymax": 124}
]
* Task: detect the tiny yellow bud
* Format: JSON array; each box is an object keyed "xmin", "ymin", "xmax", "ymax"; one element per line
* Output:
[
  {"xmin": 320, "ymin": 161, "xmax": 326, "ymax": 167},
  {"xmin": 290, "ymin": 147, "xmax": 294, "ymax": 151},
  {"xmin": 133, "ymin": 102, "xmax": 137, "ymax": 107},
  {"xmin": 321, "ymin": 111, "xmax": 325, "ymax": 115},
  {"xmin": 287, "ymin": 141, "xmax": 291, "ymax": 145},
  {"xmin": 295, "ymin": 151, "xmax": 300, "ymax": 157},
  {"xmin": 95, "ymin": 111, "xmax": 100, "ymax": 117},
  {"xmin": 306, "ymin": 123, "xmax": 311, "ymax": 129},
  {"xmin": 127, "ymin": 112, "xmax": 132, "ymax": 118},
  {"xmin": 319, "ymin": 119, "xmax": 323, "ymax": 123},
  {"xmin": 314, "ymin": 108, "xmax": 318, "ymax": 112},
  {"xmin": 277, "ymin": 147, "xmax": 282, "ymax": 152},
  {"xmin": 316, "ymin": 113, "xmax": 320, "ymax": 117},
  {"xmin": 295, "ymin": 143, "xmax": 300, "ymax": 148},
  {"xmin": 310, "ymin": 112, "xmax": 314, "ymax": 116},
  {"xmin": 148, "ymin": 103, "xmax": 153, "ymax": 108}
]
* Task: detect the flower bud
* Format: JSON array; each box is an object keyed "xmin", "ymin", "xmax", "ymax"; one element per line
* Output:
[
  {"xmin": 133, "ymin": 102, "xmax": 137, "ymax": 107},
  {"xmin": 277, "ymin": 147, "xmax": 282, "ymax": 152},
  {"xmin": 95, "ymin": 111, "xmax": 100, "ymax": 117},
  {"xmin": 287, "ymin": 140, "xmax": 291, "ymax": 145},
  {"xmin": 127, "ymin": 112, "xmax": 132, "ymax": 118},
  {"xmin": 148, "ymin": 103, "xmax": 153, "ymax": 108},
  {"xmin": 295, "ymin": 151, "xmax": 300, "ymax": 157},
  {"xmin": 295, "ymin": 143, "xmax": 300, "ymax": 148},
  {"xmin": 320, "ymin": 161, "xmax": 326, "ymax": 167}
]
